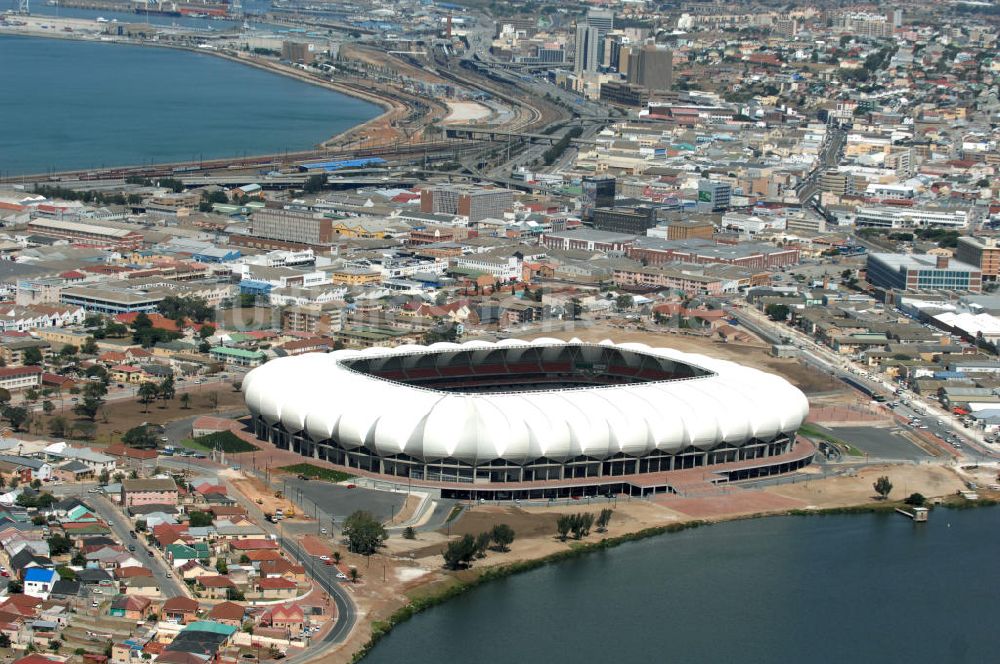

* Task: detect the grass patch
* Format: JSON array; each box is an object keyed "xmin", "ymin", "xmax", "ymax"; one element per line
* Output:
[
  {"xmin": 183, "ymin": 430, "xmax": 258, "ymax": 453},
  {"xmin": 278, "ymin": 463, "xmax": 354, "ymax": 483},
  {"xmin": 444, "ymin": 505, "xmax": 464, "ymax": 523},
  {"xmin": 798, "ymin": 423, "xmax": 863, "ymax": 456}
]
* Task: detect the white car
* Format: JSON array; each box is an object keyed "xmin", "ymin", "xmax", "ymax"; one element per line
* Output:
[
  {"xmin": 336, "ymin": 572, "xmax": 348, "ymax": 580},
  {"xmin": 320, "ymin": 528, "xmax": 328, "ymax": 535},
  {"xmin": 319, "ymin": 555, "xmax": 330, "ymax": 561}
]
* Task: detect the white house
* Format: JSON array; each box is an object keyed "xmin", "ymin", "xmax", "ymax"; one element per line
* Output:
[{"xmin": 24, "ymin": 567, "xmax": 59, "ymax": 599}]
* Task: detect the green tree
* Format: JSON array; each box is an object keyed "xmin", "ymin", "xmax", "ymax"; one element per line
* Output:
[
  {"xmin": 47, "ymin": 535, "xmax": 73, "ymax": 556},
  {"xmin": 188, "ymin": 511, "xmax": 214, "ymax": 528},
  {"xmin": 474, "ymin": 531, "xmax": 491, "ymax": 559},
  {"xmin": 0, "ymin": 388, "xmax": 10, "ymax": 406},
  {"xmin": 81, "ymin": 337, "xmax": 99, "ymax": 355},
  {"xmin": 138, "ymin": 382, "xmax": 160, "ymax": 412},
  {"xmin": 442, "ymin": 534, "xmax": 477, "ymax": 570},
  {"xmin": 348, "ymin": 567, "xmax": 359, "ymax": 583},
  {"xmin": 3, "ymin": 406, "xmax": 29, "ymax": 431},
  {"xmin": 74, "ymin": 381, "xmax": 107, "ymax": 421},
  {"xmin": 904, "ymin": 492, "xmax": 926, "ymax": 506},
  {"xmin": 7, "ymin": 580, "xmax": 22, "ymax": 594},
  {"xmin": 122, "ymin": 424, "xmax": 157, "ymax": 449},
  {"xmin": 180, "ymin": 393, "xmax": 191, "ymax": 410},
  {"xmin": 873, "ymin": 475, "xmax": 893, "ymax": 500},
  {"xmin": 23, "ymin": 347, "xmax": 43, "ymax": 366},
  {"xmin": 215, "ymin": 558, "xmax": 228, "ymax": 574},
  {"xmin": 765, "ymin": 303, "xmax": 790, "ymax": 321},
  {"xmin": 342, "ymin": 511, "xmax": 387, "ymax": 555},
  {"xmin": 42, "ymin": 400, "xmax": 55, "ymax": 416},
  {"xmin": 159, "ymin": 376, "xmax": 176, "ymax": 401},
  {"xmin": 98, "ymin": 469, "xmax": 110, "ymax": 485},
  {"xmin": 71, "ymin": 551, "xmax": 86, "ymax": 566},
  {"xmin": 402, "ymin": 526, "xmax": 416, "ymax": 540},
  {"xmin": 59, "ymin": 344, "xmax": 78, "ymax": 359},
  {"xmin": 199, "ymin": 323, "xmax": 216, "ymax": 339},
  {"xmin": 48, "ymin": 416, "xmax": 68, "ymax": 438},
  {"xmin": 490, "ymin": 524, "xmax": 515, "ymax": 552},
  {"xmin": 556, "ymin": 515, "xmax": 572, "ymax": 541},
  {"xmin": 615, "ymin": 294, "xmax": 634, "ymax": 310},
  {"xmin": 332, "ymin": 551, "xmax": 342, "ymax": 565},
  {"xmin": 596, "ymin": 508, "xmax": 614, "ymax": 532}
]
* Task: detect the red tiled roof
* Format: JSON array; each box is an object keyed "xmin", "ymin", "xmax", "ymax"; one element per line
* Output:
[
  {"xmin": 256, "ymin": 578, "xmax": 296, "ymax": 590},
  {"xmin": 197, "ymin": 576, "xmax": 235, "ymax": 588},
  {"xmin": 162, "ymin": 596, "xmax": 199, "ymax": 612},
  {"xmin": 114, "ymin": 313, "xmax": 184, "ymax": 332},
  {"xmin": 207, "ymin": 601, "xmax": 245, "ymax": 621},
  {"xmin": 230, "ymin": 539, "xmax": 279, "ymax": 550}
]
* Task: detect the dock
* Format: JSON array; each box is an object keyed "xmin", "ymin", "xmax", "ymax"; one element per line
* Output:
[{"xmin": 896, "ymin": 507, "xmax": 929, "ymax": 522}]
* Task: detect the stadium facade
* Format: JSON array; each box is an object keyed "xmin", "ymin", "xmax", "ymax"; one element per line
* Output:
[{"xmin": 243, "ymin": 339, "xmax": 812, "ymax": 498}]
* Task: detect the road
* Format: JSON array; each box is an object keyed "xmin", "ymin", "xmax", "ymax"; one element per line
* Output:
[
  {"xmin": 221, "ymin": 478, "xmax": 358, "ymax": 652},
  {"xmin": 731, "ymin": 305, "xmax": 996, "ymax": 461},
  {"xmin": 797, "ymin": 127, "xmax": 846, "ymax": 204},
  {"xmin": 83, "ymin": 491, "xmax": 188, "ymax": 597}
]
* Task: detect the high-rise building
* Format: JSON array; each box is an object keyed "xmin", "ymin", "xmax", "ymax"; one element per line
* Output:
[
  {"xmin": 574, "ymin": 24, "xmax": 600, "ymax": 74},
  {"xmin": 581, "ymin": 176, "xmax": 616, "ymax": 218},
  {"xmin": 956, "ymin": 236, "xmax": 1000, "ymax": 281},
  {"xmin": 697, "ymin": 180, "xmax": 731, "ymax": 212},
  {"xmin": 420, "ymin": 185, "xmax": 515, "ymax": 222},
  {"xmin": 591, "ymin": 206, "xmax": 658, "ymax": 234},
  {"xmin": 866, "ymin": 254, "xmax": 982, "ymax": 293},
  {"xmin": 626, "ymin": 45, "xmax": 673, "ymax": 92},
  {"xmin": 585, "ymin": 8, "xmax": 614, "ymax": 36},
  {"xmin": 248, "ymin": 209, "xmax": 334, "ymax": 247}
]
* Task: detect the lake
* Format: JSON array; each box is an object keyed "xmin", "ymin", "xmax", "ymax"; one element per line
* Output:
[
  {"xmin": 0, "ymin": 35, "xmax": 379, "ymax": 175},
  {"xmin": 363, "ymin": 508, "xmax": 999, "ymax": 664}
]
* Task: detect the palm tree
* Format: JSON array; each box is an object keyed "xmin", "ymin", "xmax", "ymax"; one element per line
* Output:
[
  {"xmin": 348, "ymin": 567, "xmax": 359, "ymax": 583},
  {"xmin": 332, "ymin": 551, "xmax": 341, "ymax": 565},
  {"xmin": 180, "ymin": 393, "xmax": 191, "ymax": 410}
]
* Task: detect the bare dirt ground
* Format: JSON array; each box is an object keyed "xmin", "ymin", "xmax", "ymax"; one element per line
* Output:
[
  {"xmin": 516, "ymin": 323, "xmax": 849, "ymax": 395},
  {"xmin": 230, "ymin": 476, "xmax": 302, "ymax": 520},
  {"xmin": 28, "ymin": 386, "xmax": 245, "ymax": 446},
  {"xmin": 766, "ymin": 463, "xmax": 967, "ymax": 507}
]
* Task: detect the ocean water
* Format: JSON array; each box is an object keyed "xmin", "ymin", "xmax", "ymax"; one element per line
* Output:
[
  {"xmin": 363, "ymin": 507, "xmax": 999, "ymax": 664},
  {"xmin": 0, "ymin": 35, "xmax": 379, "ymax": 175}
]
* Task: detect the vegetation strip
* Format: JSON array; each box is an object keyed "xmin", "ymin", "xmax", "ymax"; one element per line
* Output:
[{"xmin": 277, "ymin": 463, "xmax": 355, "ymax": 482}]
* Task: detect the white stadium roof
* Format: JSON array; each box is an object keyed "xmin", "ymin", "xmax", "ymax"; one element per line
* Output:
[{"xmin": 242, "ymin": 338, "xmax": 809, "ymax": 465}]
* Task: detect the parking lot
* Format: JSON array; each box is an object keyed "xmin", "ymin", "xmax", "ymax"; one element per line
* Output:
[
  {"xmin": 280, "ymin": 477, "xmax": 409, "ymax": 527},
  {"xmin": 832, "ymin": 425, "xmax": 932, "ymax": 461}
]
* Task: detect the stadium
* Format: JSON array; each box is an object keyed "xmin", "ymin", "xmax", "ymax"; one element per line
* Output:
[{"xmin": 242, "ymin": 339, "xmax": 813, "ymax": 499}]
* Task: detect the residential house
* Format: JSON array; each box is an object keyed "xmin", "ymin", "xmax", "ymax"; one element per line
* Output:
[
  {"xmin": 254, "ymin": 577, "xmax": 297, "ymax": 599},
  {"xmin": 121, "ymin": 478, "xmax": 178, "ymax": 510},
  {"xmin": 206, "ymin": 601, "xmax": 244, "ymax": 628},
  {"xmin": 23, "ymin": 568, "xmax": 59, "ymax": 599},
  {"xmin": 109, "ymin": 595, "xmax": 153, "ymax": 620},
  {"xmin": 260, "ymin": 603, "xmax": 304, "ymax": 637},
  {"xmin": 195, "ymin": 576, "xmax": 235, "ymax": 600},
  {"xmin": 161, "ymin": 596, "xmax": 199, "ymax": 624}
]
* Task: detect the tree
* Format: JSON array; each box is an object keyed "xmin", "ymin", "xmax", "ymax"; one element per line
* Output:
[
  {"xmin": 873, "ymin": 475, "xmax": 893, "ymax": 500},
  {"xmin": 59, "ymin": 344, "xmax": 78, "ymax": 359},
  {"xmin": 81, "ymin": 337, "xmax": 99, "ymax": 355},
  {"xmin": 25, "ymin": 389, "xmax": 39, "ymax": 404},
  {"xmin": 74, "ymin": 421, "xmax": 97, "ymax": 440},
  {"xmin": 138, "ymin": 382, "xmax": 159, "ymax": 413},
  {"xmin": 490, "ymin": 524, "xmax": 515, "ymax": 552},
  {"xmin": 23, "ymin": 347, "xmax": 43, "ymax": 366},
  {"xmin": 348, "ymin": 567, "xmax": 359, "ymax": 583},
  {"xmin": 47, "ymin": 535, "xmax": 73, "ymax": 556},
  {"xmin": 556, "ymin": 515, "xmax": 572, "ymax": 541},
  {"xmin": 402, "ymin": 526, "xmax": 416, "ymax": 540},
  {"xmin": 122, "ymin": 425, "xmax": 157, "ymax": 449},
  {"xmin": 239, "ymin": 554, "xmax": 251, "ymax": 564},
  {"xmin": 596, "ymin": 508, "xmax": 614, "ymax": 533},
  {"xmin": 904, "ymin": 492, "xmax": 926, "ymax": 506},
  {"xmin": 199, "ymin": 323, "xmax": 216, "ymax": 339},
  {"xmin": 3, "ymin": 406, "xmax": 28, "ymax": 431},
  {"xmin": 74, "ymin": 381, "xmax": 107, "ymax": 421},
  {"xmin": 159, "ymin": 376, "xmax": 176, "ymax": 401},
  {"xmin": 215, "ymin": 558, "xmax": 228, "ymax": 574},
  {"xmin": 332, "ymin": 551, "xmax": 342, "ymax": 565},
  {"xmin": 180, "ymin": 393, "xmax": 191, "ymax": 409},
  {"xmin": 342, "ymin": 511, "xmax": 387, "ymax": 555},
  {"xmin": 188, "ymin": 511, "xmax": 214, "ymax": 528},
  {"xmin": 474, "ymin": 531, "xmax": 491, "ymax": 559},
  {"xmin": 98, "ymin": 469, "xmax": 109, "ymax": 485},
  {"xmin": 615, "ymin": 294, "xmax": 634, "ymax": 310},
  {"xmin": 42, "ymin": 400, "xmax": 55, "ymax": 416},
  {"xmin": 71, "ymin": 551, "xmax": 86, "ymax": 566},
  {"xmin": 765, "ymin": 303, "xmax": 790, "ymax": 321},
  {"xmin": 0, "ymin": 388, "xmax": 9, "ymax": 406},
  {"xmin": 7, "ymin": 580, "xmax": 22, "ymax": 594},
  {"xmin": 227, "ymin": 588, "xmax": 245, "ymax": 601},
  {"xmin": 442, "ymin": 534, "xmax": 477, "ymax": 570}
]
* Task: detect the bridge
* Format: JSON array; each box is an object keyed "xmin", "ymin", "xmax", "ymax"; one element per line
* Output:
[{"xmin": 445, "ymin": 127, "xmax": 600, "ymax": 147}]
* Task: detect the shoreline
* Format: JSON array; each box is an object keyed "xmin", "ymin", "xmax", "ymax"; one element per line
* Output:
[
  {"xmin": 0, "ymin": 28, "xmax": 407, "ymax": 176},
  {"xmin": 345, "ymin": 492, "xmax": 1000, "ymax": 663}
]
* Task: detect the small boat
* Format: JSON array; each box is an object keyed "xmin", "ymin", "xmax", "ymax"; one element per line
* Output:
[{"xmin": 96, "ymin": 16, "xmax": 108, "ymax": 22}]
